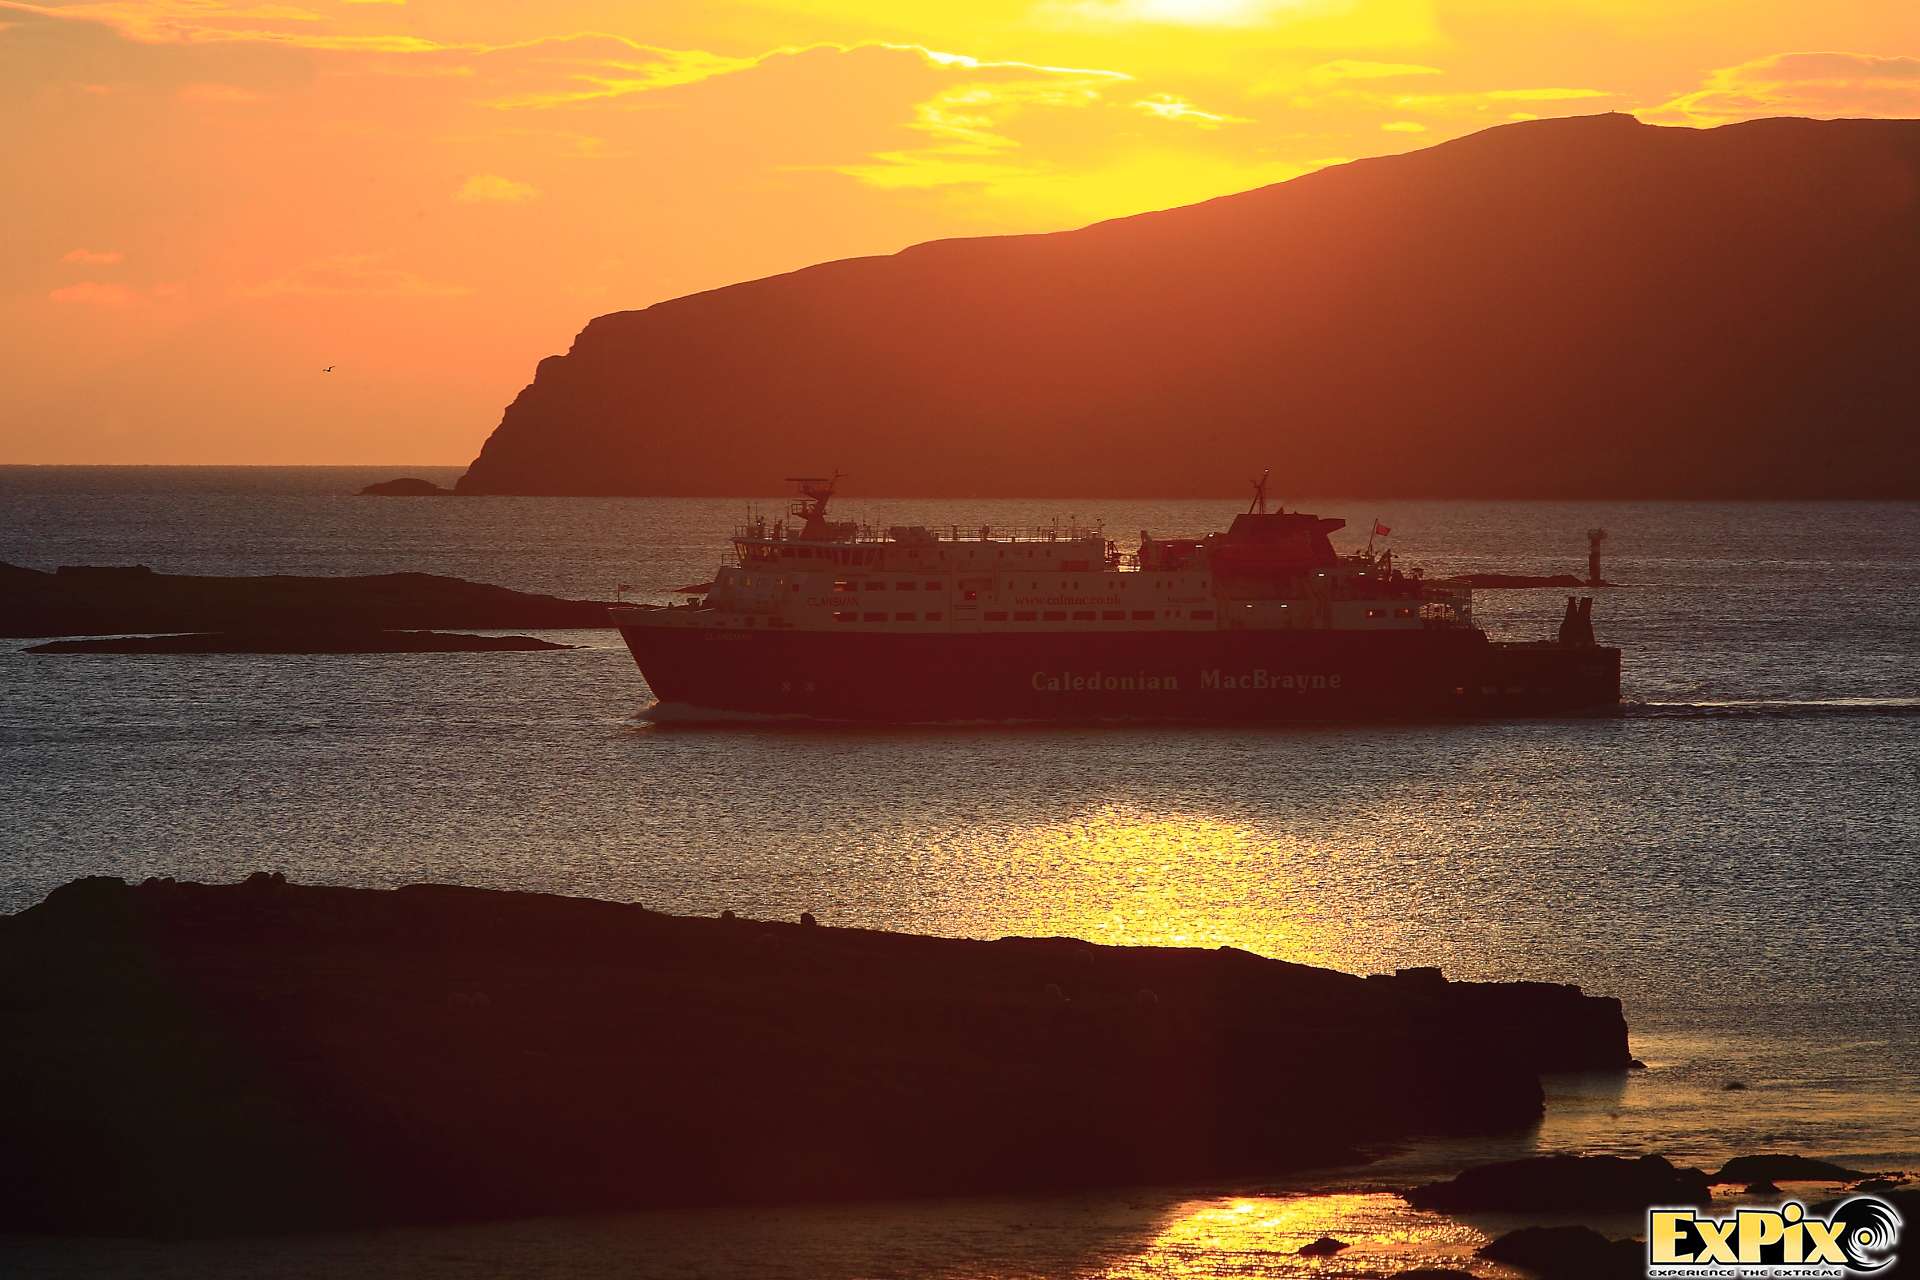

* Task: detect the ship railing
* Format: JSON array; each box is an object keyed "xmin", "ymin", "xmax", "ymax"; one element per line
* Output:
[{"xmin": 731, "ymin": 523, "xmax": 1109, "ymax": 545}]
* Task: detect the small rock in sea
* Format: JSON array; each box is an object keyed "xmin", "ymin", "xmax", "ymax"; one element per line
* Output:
[
  {"xmin": 1478, "ymin": 1224, "xmax": 1641, "ymax": 1279},
  {"xmin": 1405, "ymin": 1153, "xmax": 1712, "ymax": 1213},
  {"xmin": 720, "ymin": 909, "xmax": 736, "ymax": 921},
  {"xmin": 358, "ymin": 477, "xmax": 451, "ymax": 497},
  {"xmin": 1745, "ymin": 1180, "xmax": 1781, "ymax": 1195},
  {"xmin": 1723, "ymin": 1080, "xmax": 1748, "ymax": 1091},
  {"xmin": 799, "ymin": 911, "xmax": 817, "ymax": 927},
  {"xmin": 1854, "ymin": 1177, "xmax": 1903, "ymax": 1193},
  {"xmin": 1297, "ymin": 1235, "xmax": 1349, "ymax": 1257},
  {"xmin": 1711, "ymin": 1154, "xmax": 1870, "ymax": 1184},
  {"xmin": 1628, "ymin": 1058, "xmax": 1648, "ymax": 1070}
]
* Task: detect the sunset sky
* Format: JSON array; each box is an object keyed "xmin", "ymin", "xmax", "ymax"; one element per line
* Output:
[{"xmin": 3, "ymin": 0, "xmax": 1916, "ymax": 465}]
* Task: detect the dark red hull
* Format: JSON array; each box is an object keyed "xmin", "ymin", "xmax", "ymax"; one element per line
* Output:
[{"xmin": 615, "ymin": 623, "xmax": 1620, "ymax": 722}]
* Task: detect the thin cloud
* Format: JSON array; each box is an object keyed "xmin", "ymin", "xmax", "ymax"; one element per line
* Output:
[
  {"xmin": 1308, "ymin": 60, "xmax": 1444, "ymax": 83},
  {"xmin": 1642, "ymin": 51, "xmax": 1920, "ymax": 126},
  {"xmin": 1133, "ymin": 94, "xmax": 1249, "ymax": 128},
  {"xmin": 49, "ymin": 281, "xmax": 144, "ymax": 307},
  {"xmin": 61, "ymin": 248, "xmax": 125, "ymax": 265},
  {"xmin": 455, "ymin": 173, "xmax": 540, "ymax": 203},
  {"xmin": 177, "ymin": 82, "xmax": 263, "ymax": 103},
  {"xmin": 244, "ymin": 255, "xmax": 473, "ymax": 298}
]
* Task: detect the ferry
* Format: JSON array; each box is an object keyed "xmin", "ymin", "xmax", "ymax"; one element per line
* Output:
[{"xmin": 610, "ymin": 476, "xmax": 1620, "ymax": 721}]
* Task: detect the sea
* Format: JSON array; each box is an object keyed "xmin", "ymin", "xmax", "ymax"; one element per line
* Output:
[{"xmin": 2, "ymin": 465, "xmax": 1916, "ymax": 1279}]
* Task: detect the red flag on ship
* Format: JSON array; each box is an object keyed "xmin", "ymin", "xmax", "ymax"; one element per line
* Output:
[{"xmin": 1372, "ymin": 521, "xmax": 1392, "ymax": 537}]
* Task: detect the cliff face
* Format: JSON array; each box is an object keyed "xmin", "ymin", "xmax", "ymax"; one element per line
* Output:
[
  {"xmin": 458, "ymin": 113, "xmax": 1920, "ymax": 499},
  {"xmin": 0, "ymin": 876, "xmax": 1630, "ymax": 1234}
]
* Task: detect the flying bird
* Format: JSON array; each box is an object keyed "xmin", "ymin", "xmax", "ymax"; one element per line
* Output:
[{"xmin": 322, "ymin": 365, "xmax": 334, "ymax": 373}]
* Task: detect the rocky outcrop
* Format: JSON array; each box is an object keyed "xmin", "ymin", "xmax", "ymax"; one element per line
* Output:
[
  {"xmin": 457, "ymin": 114, "xmax": 1920, "ymax": 499},
  {"xmin": 0, "ymin": 876, "xmax": 1634, "ymax": 1235},
  {"xmin": 1406, "ymin": 1154, "xmax": 1711, "ymax": 1213},
  {"xmin": 0, "ymin": 563, "xmax": 612, "ymax": 638},
  {"xmin": 358, "ymin": 477, "xmax": 453, "ymax": 496},
  {"xmin": 1711, "ymin": 1154, "xmax": 1870, "ymax": 1184},
  {"xmin": 1477, "ymin": 1226, "xmax": 1644, "ymax": 1279},
  {"xmin": 25, "ymin": 630, "xmax": 574, "ymax": 654}
]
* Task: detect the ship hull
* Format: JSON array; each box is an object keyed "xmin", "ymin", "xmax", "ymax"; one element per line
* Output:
[{"xmin": 615, "ymin": 621, "xmax": 1620, "ymax": 722}]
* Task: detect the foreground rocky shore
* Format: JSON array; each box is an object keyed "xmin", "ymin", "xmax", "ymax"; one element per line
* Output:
[{"xmin": 0, "ymin": 876, "xmax": 1631, "ymax": 1236}]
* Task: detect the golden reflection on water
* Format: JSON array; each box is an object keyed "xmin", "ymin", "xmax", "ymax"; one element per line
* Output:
[
  {"xmin": 994, "ymin": 805, "xmax": 1422, "ymax": 972},
  {"xmin": 1103, "ymin": 1192, "xmax": 1501, "ymax": 1279}
]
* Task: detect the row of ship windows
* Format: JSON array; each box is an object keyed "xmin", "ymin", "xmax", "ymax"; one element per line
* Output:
[
  {"xmin": 747, "ymin": 546, "xmax": 1083, "ymax": 563},
  {"xmin": 832, "ymin": 612, "xmax": 946, "ymax": 623},
  {"xmin": 829, "ymin": 609, "xmax": 1217, "ymax": 624},
  {"xmin": 825, "ymin": 580, "xmax": 1198, "ymax": 592},
  {"xmin": 736, "ymin": 577, "xmax": 1204, "ymax": 593}
]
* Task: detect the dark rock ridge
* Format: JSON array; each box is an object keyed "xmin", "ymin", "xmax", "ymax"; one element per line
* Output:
[
  {"xmin": 1477, "ymin": 1225, "xmax": 1644, "ymax": 1280},
  {"xmin": 457, "ymin": 113, "xmax": 1920, "ymax": 499},
  {"xmin": 24, "ymin": 630, "xmax": 574, "ymax": 655},
  {"xmin": 359, "ymin": 477, "xmax": 453, "ymax": 496},
  {"xmin": 0, "ymin": 875, "xmax": 1633, "ymax": 1235},
  {"xmin": 0, "ymin": 563, "xmax": 612, "ymax": 638},
  {"xmin": 1711, "ymin": 1154, "xmax": 1870, "ymax": 1184},
  {"xmin": 1405, "ymin": 1154, "xmax": 1711, "ymax": 1213}
]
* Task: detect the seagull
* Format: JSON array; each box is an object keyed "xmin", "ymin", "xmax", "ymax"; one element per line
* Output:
[{"xmin": 322, "ymin": 365, "xmax": 335, "ymax": 373}]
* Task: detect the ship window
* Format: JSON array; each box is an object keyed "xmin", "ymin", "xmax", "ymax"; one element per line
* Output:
[
  {"xmin": 863, "ymin": 612, "xmax": 886, "ymax": 622},
  {"xmin": 1043, "ymin": 611, "xmax": 1067, "ymax": 622},
  {"xmin": 924, "ymin": 581, "xmax": 940, "ymax": 591},
  {"xmin": 894, "ymin": 612, "xmax": 914, "ymax": 622},
  {"xmin": 1102, "ymin": 610, "xmax": 1125, "ymax": 621},
  {"xmin": 1192, "ymin": 609, "xmax": 1215, "ymax": 620},
  {"xmin": 962, "ymin": 590, "xmax": 978, "ymax": 602},
  {"xmin": 833, "ymin": 611, "xmax": 856, "ymax": 622},
  {"xmin": 925, "ymin": 611, "xmax": 943, "ymax": 621},
  {"xmin": 1367, "ymin": 608, "xmax": 1384, "ymax": 618},
  {"xmin": 1132, "ymin": 610, "xmax": 1155, "ymax": 621},
  {"xmin": 1072, "ymin": 610, "xmax": 1095, "ymax": 621},
  {"xmin": 1396, "ymin": 607, "xmax": 1414, "ymax": 618},
  {"xmin": 1013, "ymin": 610, "xmax": 1038, "ymax": 622},
  {"xmin": 833, "ymin": 580, "xmax": 855, "ymax": 593},
  {"xmin": 985, "ymin": 611, "xmax": 1008, "ymax": 621},
  {"xmin": 896, "ymin": 582, "xmax": 915, "ymax": 591},
  {"xmin": 865, "ymin": 582, "xmax": 884, "ymax": 592}
]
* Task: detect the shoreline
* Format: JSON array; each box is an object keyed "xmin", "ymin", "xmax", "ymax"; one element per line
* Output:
[{"xmin": 1, "ymin": 874, "xmax": 1630, "ymax": 1237}]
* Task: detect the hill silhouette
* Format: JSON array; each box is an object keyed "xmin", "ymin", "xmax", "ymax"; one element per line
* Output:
[{"xmin": 457, "ymin": 113, "xmax": 1920, "ymax": 498}]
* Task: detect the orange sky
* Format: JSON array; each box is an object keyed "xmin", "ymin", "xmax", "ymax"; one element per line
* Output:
[{"xmin": 3, "ymin": 0, "xmax": 1916, "ymax": 464}]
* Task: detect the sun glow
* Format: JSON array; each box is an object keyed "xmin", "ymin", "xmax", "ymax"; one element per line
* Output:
[
  {"xmin": 3, "ymin": 0, "xmax": 1915, "ymax": 463},
  {"xmin": 1112, "ymin": 1192, "xmax": 1494, "ymax": 1278}
]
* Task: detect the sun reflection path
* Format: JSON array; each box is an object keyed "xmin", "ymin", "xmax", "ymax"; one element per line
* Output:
[
  {"xmin": 993, "ymin": 805, "xmax": 1422, "ymax": 973},
  {"xmin": 1102, "ymin": 1192, "xmax": 1505, "ymax": 1279}
]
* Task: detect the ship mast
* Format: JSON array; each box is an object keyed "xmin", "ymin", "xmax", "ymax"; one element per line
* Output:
[
  {"xmin": 1248, "ymin": 468, "xmax": 1272, "ymax": 515},
  {"xmin": 785, "ymin": 472, "xmax": 844, "ymax": 540}
]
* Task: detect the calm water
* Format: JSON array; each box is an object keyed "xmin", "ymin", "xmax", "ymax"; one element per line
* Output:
[{"xmin": 2, "ymin": 466, "xmax": 1916, "ymax": 1277}]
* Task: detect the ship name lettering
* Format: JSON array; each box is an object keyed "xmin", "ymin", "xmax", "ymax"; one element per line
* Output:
[
  {"xmin": 1200, "ymin": 669, "xmax": 1343, "ymax": 691},
  {"xmin": 1031, "ymin": 671, "xmax": 1180, "ymax": 693}
]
